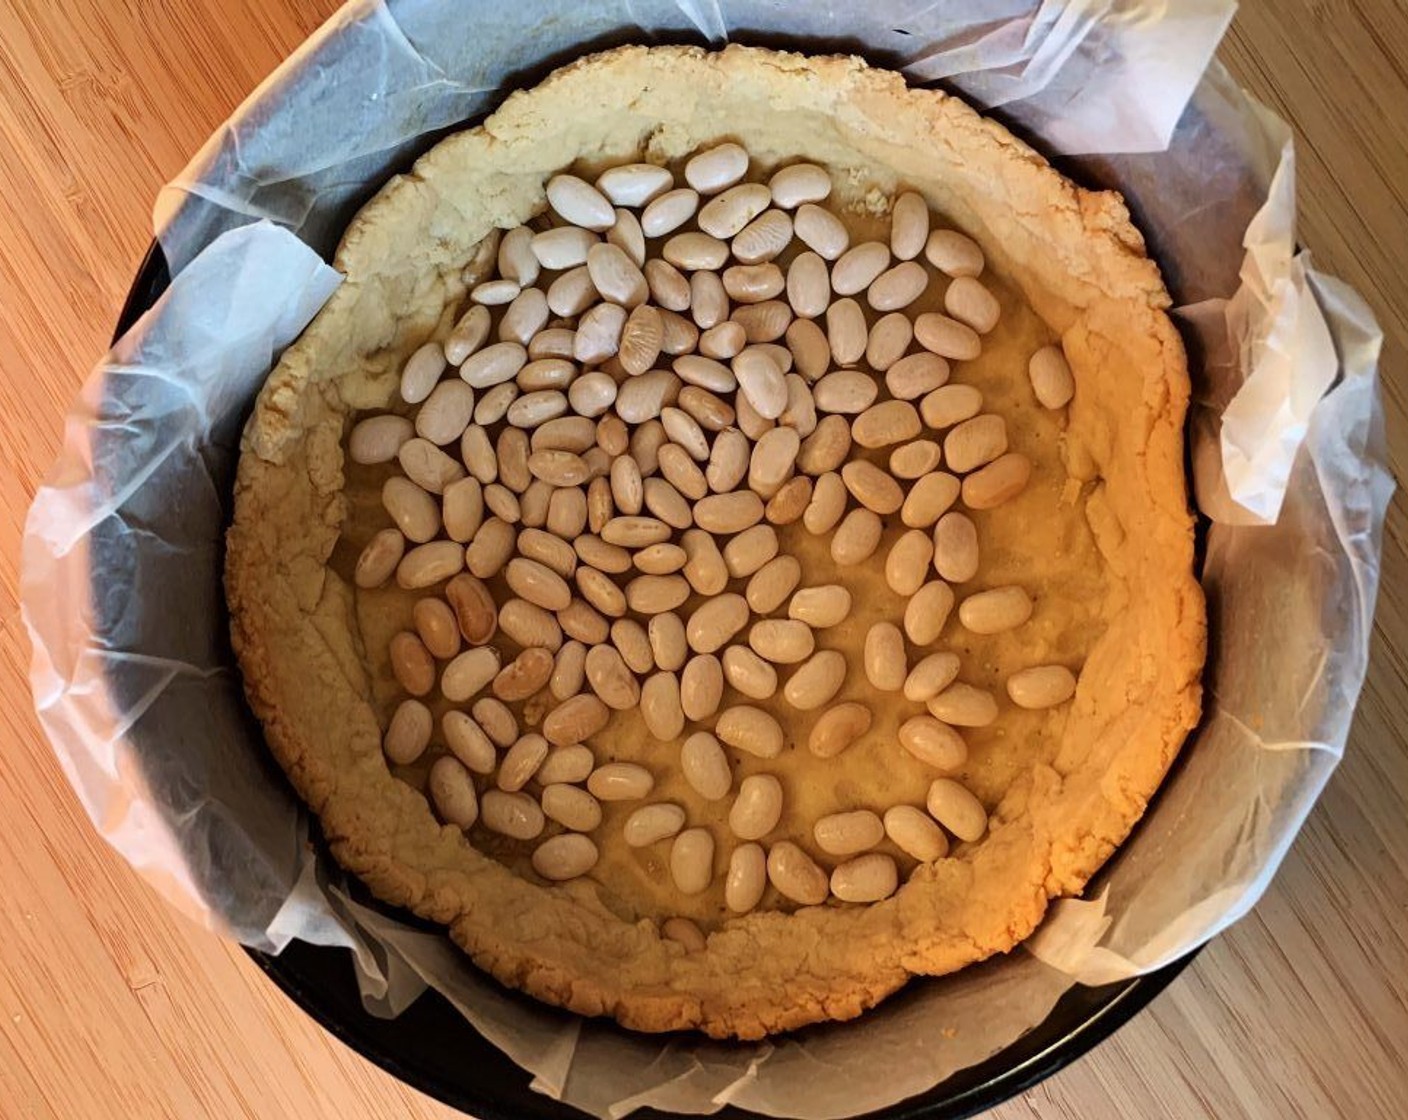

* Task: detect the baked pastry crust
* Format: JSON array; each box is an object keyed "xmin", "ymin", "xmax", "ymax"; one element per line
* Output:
[{"xmin": 226, "ymin": 44, "xmax": 1205, "ymax": 1039}]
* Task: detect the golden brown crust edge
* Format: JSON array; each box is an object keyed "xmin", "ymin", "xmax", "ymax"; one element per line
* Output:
[{"xmin": 225, "ymin": 43, "xmax": 1205, "ymax": 1039}]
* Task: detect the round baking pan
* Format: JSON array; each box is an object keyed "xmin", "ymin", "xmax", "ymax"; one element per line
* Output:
[{"xmin": 113, "ymin": 241, "xmax": 1196, "ymax": 1120}]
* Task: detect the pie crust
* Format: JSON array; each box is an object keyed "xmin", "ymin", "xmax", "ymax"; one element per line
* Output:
[{"xmin": 226, "ymin": 44, "xmax": 1206, "ymax": 1039}]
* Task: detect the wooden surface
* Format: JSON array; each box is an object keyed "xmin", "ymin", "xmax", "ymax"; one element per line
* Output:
[{"xmin": 1, "ymin": 2, "xmax": 1405, "ymax": 1116}]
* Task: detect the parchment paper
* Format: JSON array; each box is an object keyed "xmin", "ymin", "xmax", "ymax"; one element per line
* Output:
[{"xmin": 21, "ymin": 1, "xmax": 1394, "ymax": 1117}]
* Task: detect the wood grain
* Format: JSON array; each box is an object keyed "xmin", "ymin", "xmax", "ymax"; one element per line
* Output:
[{"xmin": 0, "ymin": 3, "xmax": 1404, "ymax": 1117}]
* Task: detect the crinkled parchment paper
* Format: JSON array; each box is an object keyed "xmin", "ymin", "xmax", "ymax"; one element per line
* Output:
[{"xmin": 21, "ymin": 1, "xmax": 1394, "ymax": 1117}]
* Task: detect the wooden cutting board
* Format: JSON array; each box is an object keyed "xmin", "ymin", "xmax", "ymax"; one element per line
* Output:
[{"xmin": 0, "ymin": 2, "xmax": 1403, "ymax": 1116}]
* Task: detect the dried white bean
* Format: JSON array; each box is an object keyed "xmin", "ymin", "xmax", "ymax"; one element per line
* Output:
[
  {"xmin": 899, "ymin": 716, "xmax": 968, "ymax": 770},
  {"xmin": 472, "ymin": 278, "xmax": 520, "ymax": 306},
  {"xmin": 788, "ymin": 584, "xmax": 851, "ymax": 629},
  {"xmin": 586, "ymin": 242, "xmax": 648, "ymax": 308},
  {"xmin": 904, "ymin": 652, "xmax": 962, "ymax": 703},
  {"xmin": 865, "ymin": 311, "xmax": 913, "ymax": 371},
  {"xmin": 926, "ymin": 779, "xmax": 987, "ymax": 843},
  {"xmin": 769, "ymin": 163, "xmax": 831, "ymax": 209},
  {"xmin": 397, "ymin": 540, "xmax": 465, "ymax": 589},
  {"xmin": 801, "ymin": 472, "xmax": 846, "ymax": 535},
  {"xmin": 925, "ymin": 229, "xmax": 985, "ymax": 277},
  {"xmin": 681, "ymin": 529, "xmax": 730, "ymax": 596},
  {"xmin": 814, "ymin": 809, "xmax": 884, "ymax": 856},
  {"xmin": 722, "ymin": 645, "xmax": 778, "ymax": 701},
  {"xmin": 532, "ymin": 833, "xmax": 599, "ymax": 880},
  {"xmin": 885, "ymin": 804, "xmax": 949, "ymax": 861},
  {"xmin": 725, "ymin": 843, "xmax": 767, "ymax": 913},
  {"xmin": 831, "ymin": 853, "xmax": 898, "ymax": 903},
  {"xmin": 831, "ymin": 241, "xmax": 890, "ymax": 296},
  {"xmin": 890, "ymin": 191, "xmax": 930, "ymax": 260},
  {"xmin": 886, "ymin": 529, "xmax": 935, "ymax": 596},
  {"xmin": 547, "ymin": 487, "xmax": 589, "ymax": 538},
  {"xmin": 689, "ymin": 270, "xmax": 728, "ymax": 329},
  {"xmin": 733, "ymin": 347, "xmax": 788, "ymax": 419},
  {"xmin": 596, "ymin": 163, "xmax": 673, "ymax": 207},
  {"xmin": 785, "ymin": 317, "xmax": 831, "ymax": 381},
  {"xmin": 538, "ymin": 742, "xmax": 594, "ymax": 784},
  {"xmin": 732, "ymin": 209, "xmax": 793, "ymax": 265},
  {"xmin": 607, "ymin": 207, "xmax": 647, "ymax": 268},
  {"xmin": 853, "ymin": 400, "xmax": 921, "ymax": 449},
  {"xmin": 842, "ymin": 459, "xmax": 903, "ymax": 514},
  {"xmin": 441, "ymin": 647, "xmax": 501, "ymax": 703},
  {"xmin": 546, "ymin": 266, "xmax": 598, "ymax": 317},
  {"xmin": 715, "ymin": 705, "xmax": 784, "ymax": 758},
  {"xmin": 428, "ymin": 755, "xmax": 478, "ymax": 828},
  {"xmin": 383, "ymin": 476, "xmax": 440, "ymax": 543},
  {"xmin": 350, "ymin": 414, "xmax": 413, "ymax": 464},
  {"xmin": 686, "ymin": 593, "xmax": 751, "ymax": 654},
  {"xmin": 389, "ymin": 631, "xmax": 435, "ymax": 696},
  {"xmin": 532, "ymin": 226, "xmax": 599, "ymax": 269},
  {"xmin": 766, "ymin": 842, "xmax": 828, "ymax": 905},
  {"xmin": 544, "ymin": 692, "xmax": 610, "ymax": 745},
  {"xmin": 446, "ymin": 304, "xmax": 492, "ymax": 365},
  {"xmin": 783, "ymin": 649, "xmax": 846, "ymax": 711},
  {"xmin": 807, "ymin": 701, "xmax": 871, "ymax": 759},
  {"xmin": 680, "ymin": 654, "xmax": 724, "ymax": 722},
  {"xmin": 400, "ymin": 341, "xmax": 446, "ymax": 405},
  {"xmin": 648, "ymin": 612, "xmax": 688, "ymax": 672},
  {"xmin": 641, "ymin": 670, "xmax": 686, "ymax": 741},
  {"xmin": 624, "ymin": 803, "xmax": 687, "ymax": 847},
  {"xmin": 815, "ymin": 373, "xmax": 878, "ymax": 419},
  {"xmin": 445, "ymin": 573, "xmax": 497, "ymax": 645},
  {"xmin": 1007, "ymin": 665, "xmax": 1078, "ymax": 709},
  {"xmin": 474, "ymin": 382, "xmax": 519, "ymax": 425},
  {"xmin": 793, "ymin": 202, "xmax": 849, "ymax": 260},
  {"xmin": 864, "ymin": 623, "xmax": 906, "ymax": 692},
  {"xmin": 745, "ymin": 554, "xmax": 801, "ymax": 614},
  {"xmin": 797, "ymin": 414, "xmax": 852, "ymax": 475},
  {"xmin": 611, "ymin": 618, "xmax": 655, "ymax": 674},
  {"xmin": 670, "ymin": 828, "xmax": 716, "ymax": 895},
  {"xmin": 699, "ymin": 182, "xmax": 772, "ymax": 239},
  {"xmin": 914, "ymin": 312, "xmax": 982, "ymax": 362},
  {"xmin": 1029, "ymin": 345, "xmax": 1075, "ymax": 409},
  {"xmin": 497, "ymin": 225, "xmax": 539, "ymax": 287},
  {"xmin": 944, "ymin": 276, "xmax": 1001, "ymax": 334},
  {"xmin": 927, "ymin": 682, "xmax": 999, "ymax": 727},
  {"xmin": 615, "ymin": 370, "xmax": 681, "ymax": 425},
  {"xmin": 585, "ymin": 762, "xmax": 652, "ymax": 801},
  {"xmin": 867, "ymin": 260, "xmax": 928, "ymax": 312},
  {"xmin": 542, "ymin": 783, "xmax": 604, "ymax": 832},
  {"xmin": 830, "ymin": 508, "xmax": 883, "ymax": 565},
  {"xmin": 729, "ymin": 773, "xmax": 784, "ymax": 840},
  {"xmin": 497, "ymin": 733, "xmax": 549, "ymax": 792},
  {"xmin": 962, "ymin": 452, "xmax": 1031, "ymax": 510},
  {"xmin": 481, "ymin": 790, "xmax": 545, "ymax": 840},
  {"xmin": 384, "ymin": 699, "xmax": 431, "ymax": 764},
  {"xmin": 684, "ymin": 143, "xmax": 748, "ymax": 194},
  {"xmin": 681, "ymin": 731, "xmax": 732, "ymax": 800},
  {"xmin": 584, "ymin": 643, "xmax": 642, "ymax": 711},
  {"xmin": 824, "ymin": 299, "xmax": 868, "ymax": 367},
  {"xmin": 460, "ymin": 341, "xmax": 528, "ymax": 389},
  {"xmin": 546, "ymin": 173, "xmax": 615, "ymax": 230},
  {"xmin": 355, "ymin": 528, "xmax": 405, "ymax": 588},
  {"xmin": 664, "ymin": 231, "xmax": 728, "ymax": 271},
  {"xmin": 958, "ymin": 586, "xmax": 1033, "ymax": 634},
  {"xmin": 902, "ymin": 472, "xmax": 961, "ymax": 529},
  {"xmin": 749, "ymin": 618, "xmax": 814, "ymax": 665},
  {"xmin": 891, "ymin": 440, "xmax": 943, "ymax": 480},
  {"xmin": 933, "ymin": 511, "xmax": 979, "ymax": 583},
  {"xmin": 699, "ymin": 320, "xmax": 747, "ymax": 359},
  {"xmin": 905, "ymin": 580, "xmax": 956, "ymax": 646}
]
